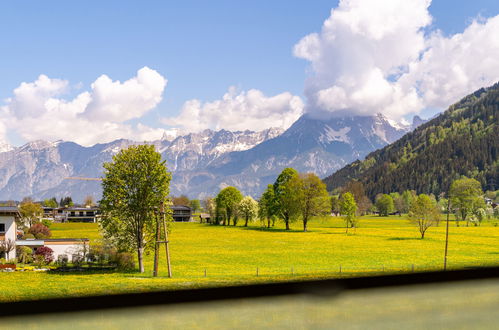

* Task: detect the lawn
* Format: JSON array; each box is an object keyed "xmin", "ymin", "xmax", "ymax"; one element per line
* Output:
[{"xmin": 1, "ymin": 216, "xmax": 498, "ymax": 302}]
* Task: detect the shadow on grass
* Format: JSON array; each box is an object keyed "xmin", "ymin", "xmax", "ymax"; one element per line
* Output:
[
  {"xmin": 387, "ymin": 237, "xmax": 421, "ymax": 241},
  {"xmin": 239, "ymin": 226, "xmax": 306, "ymax": 233},
  {"xmin": 46, "ymin": 266, "xmax": 121, "ymax": 275}
]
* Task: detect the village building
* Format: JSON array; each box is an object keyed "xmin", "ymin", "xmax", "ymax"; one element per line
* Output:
[
  {"xmin": 198, "ymin": 213, "xmax": 211, "ymax": 223},
  {"xmin": 64, "ymin": 207, "xmax": 100, "ymax": 223},
  {"xmin": 43, "ymin": 206, "xmax": 100, "ymax": 223},
  {"xmin": 0, "ymin": 206, "xmax": 19, "ymax": 259},
  {"xmin": 0, "ymin": 206, "xmax": 90, "ymax": 262},
  {"xmin": 172, "ymin": 205, "xmax": 193, "ymax": 222}
]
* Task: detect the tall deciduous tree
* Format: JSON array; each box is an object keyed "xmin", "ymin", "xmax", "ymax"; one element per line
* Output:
[
  {"xmin": 259, "ymin": 184, "xmax": 277, "ymax": 228},
  {"xmin": 215, "ymin": 187, "xmax": 243, "ymax": 226},
  {"xmin": 342, "ymin": 181, "xmax": 372, "ymax": 215},
  {"xmin": 83, "ymin": 195, "xmax": 96, "ymax": 207},
  {"xmin": 291, "ymin": 173, "xmax": 330, "ymax": 232},
  {"xmin": 238, "ymin": 196, "xmax": 259, "ymax": 227},
  {"xmin": 59, "ymin": 196, "xmax": 74, "ymax": 207},
  {"xmin": 449, "ymin": 177, "xmax": 484, "ymax": 227},
  {"xmin": 273, "ymin": 168, "xmax": 300, "ymax": 230},
  {"xmin": 375, "ymin": 194, "xmax": 394, "ymax": 216},
  {"xmin": 43, "ymin": 197, "xmax": 58, "ymax": 208},
  {"xmin": 190, "ymin": 199, "xmax": 201, "ymax": 213},
  {"xmin": 100, "ymin": 145, "xmax": 172, "ymax": 273},
  {"xmin": 340, "ymin": 192, "xmax": 357, "ymax": 233},
  {"xmin": 330, "ymin": 195, "xmax": 341, "ymax": 216},
  {"xmin": 19, "ymin": 200, "xmax": 43, "ymax": 227},
  {"xmin": 172, "ymin": 195, "xmax": 190, "ymax": 207},
  {"xmin": 202, "ymin": 197, "xmax": 216, "ymax": 222},
  {"xmin": 409, "ymin": 194, "xmax": 441, "ymax": 239}
]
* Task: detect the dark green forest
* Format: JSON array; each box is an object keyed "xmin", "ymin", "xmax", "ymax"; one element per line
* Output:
[{"xmin": 324, "ymin": 83, "xmax": 499, "ymax": 199}]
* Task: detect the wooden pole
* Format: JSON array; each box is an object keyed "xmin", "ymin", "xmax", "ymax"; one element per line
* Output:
[
  {"xmin": 153, "ymin": 212, "xmax": 160, "ymax": 277},
  {"xmin": 444, "ymin": 198, "xmax": 451, "ymax": 271},
  {"xmin": 162, "ymin": 204, "xmax": 172, "ymax": 278}
]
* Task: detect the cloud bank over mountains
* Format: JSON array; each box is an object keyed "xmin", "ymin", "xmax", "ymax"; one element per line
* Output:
[
  {"xmin": 162, "ymin": 87, "xmax": 304, "ymax": 133},
  {"xmin": 294, "ymin": 0, "xmax": 499, "ymax": 119},
  {"xmin": 1, "ymin": 0, "xmax": 498, "ymax": 146},
  {"xmin": 0, "ymin": 67, "xmax": 168, "ymax": 146}
]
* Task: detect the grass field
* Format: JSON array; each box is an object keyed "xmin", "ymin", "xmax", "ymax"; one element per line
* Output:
[{"xmin": 1, "ymin": 216, "xmax": 498, "ymax": 302}]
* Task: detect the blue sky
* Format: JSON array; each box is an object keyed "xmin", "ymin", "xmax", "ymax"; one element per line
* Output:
[{"xmin": 1, "ymin": 1, "xmax": 498, "ymax": 146}]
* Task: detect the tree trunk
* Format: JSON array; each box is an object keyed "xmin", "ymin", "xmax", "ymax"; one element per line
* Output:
[
  {"xmin": 244, "ymin": 216, "xmax": 249, "ymax": 227},
  {"xmin": 303, "ymin": 218, "xmax": 307, "ymax": 232},
  {"xmin": 137, "ymin": 245, "xmax": 145, "ymax": 273},
  {"xmin": 285, "ymin": 218, "xmax": 290, "ymax": 230},
  {"xmin": 267, "ymin": 218, "xmax": 271, "ymax": 228},
  {"xmin": 420, "ymin": 230, "xmax": 425, "ymax": 239}
]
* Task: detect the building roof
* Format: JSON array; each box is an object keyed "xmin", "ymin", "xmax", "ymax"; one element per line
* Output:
[
  {"xmin": 44, "ymin": 238, "xmax": 90, "ymax": 242},
  {"xmin": 63, "ymin": 207, "xmax": 100, "ymax": 211},
  {"xmin": 17, "ymin": 238, "xmax": 90, "ymax": 246},
  {"xmin": 0, "ymin": 206, "xmax": 20, "ymax": 216},
  {"xmin": 171, "ymin": 205, "xmax": 192, "ymax": 211}
]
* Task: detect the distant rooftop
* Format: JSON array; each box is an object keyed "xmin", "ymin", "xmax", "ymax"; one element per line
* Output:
[
  {"xmin": 0, "ymin": 206, "xmax": 20, "ymax": 215},
  {"xmin": 171, "ymin": 205, "xmax": 192, "ymax": 210}
]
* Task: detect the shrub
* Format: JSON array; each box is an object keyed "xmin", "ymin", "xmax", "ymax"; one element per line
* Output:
[
  {"xmin": 34, "ymin": 246, "xmax": 54, "ymax": 265},
  {"xmin": 110, "ymin": 252, "xmax": 135, "ymax": 271},
  {"xmin": 16, "ymin": 246, "xmax": 33, "ymax": 264},
  {"xmin": 72, "ymin": 254, "xmax": 84, "ymax": 267},
  {"xmin": 56, "ymin": 254, "xmax": 68, "ymax": 267},
  {"xmin": 89, "ymin": 243, "xmax": 115, "ymax": 265},
  {"xmin": 41, "ymin": 219, "xmax": 52, "ymax": 228},
  {"xmin": 28, "ymin": 223, "xmax": 52, "ymax": 239}
]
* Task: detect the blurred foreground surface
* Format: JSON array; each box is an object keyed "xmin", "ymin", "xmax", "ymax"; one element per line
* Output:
[{"xmin": 2, "ymin": 278, "xmax": 498, "ymax": 329}]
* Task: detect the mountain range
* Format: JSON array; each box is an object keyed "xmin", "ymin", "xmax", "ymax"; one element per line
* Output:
[
  {"xmin": 0, "ymin": 113, "xmax": 424, "ymax": 202},
  {"xmin": 324, "ymin": 83, "xmax": 499, "ymax": 198}
]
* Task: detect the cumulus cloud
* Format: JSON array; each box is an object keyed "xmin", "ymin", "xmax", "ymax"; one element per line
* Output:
[
  {"xmin": 295, "ymin": 0, "xmax": 499, "ymax": 119},
  {"xmin": 0, "ymin": 67, "xmax": 168, "ymax": 146},
  {"xmin": 162, "ymin": 87, "xmax": 304, "ymax": 133}
]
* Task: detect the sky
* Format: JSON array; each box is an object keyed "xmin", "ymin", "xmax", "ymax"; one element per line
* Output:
[{"xmin": 0, "ymin": 0, "xmax": 498, "ymax": 146}]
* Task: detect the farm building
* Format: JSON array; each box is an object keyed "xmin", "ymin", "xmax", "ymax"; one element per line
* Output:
[{"xmin": 172, "ymin": 205, "xmax": 193, "ymax": 222}]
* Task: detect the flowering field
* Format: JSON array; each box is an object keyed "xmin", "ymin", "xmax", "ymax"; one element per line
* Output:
[{"xmin": 1, "ymin": 216, "xmax": 498, "ymax": 302}]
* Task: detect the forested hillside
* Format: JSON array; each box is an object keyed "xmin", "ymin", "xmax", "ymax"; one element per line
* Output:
[{"xmin": 324, "ymin": 83, "xmax": 499, "ymax": 199}]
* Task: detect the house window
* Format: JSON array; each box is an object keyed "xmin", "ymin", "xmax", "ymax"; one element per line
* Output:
[{"xmin": 0, "ymin": 223, "xmax": 5, "ymax": 233}]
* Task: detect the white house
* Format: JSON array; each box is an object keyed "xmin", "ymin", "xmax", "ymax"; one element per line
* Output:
[
  {"xmin": 0, "ymin": 206, "xmax": 19, "ymax": 259},
  {"xmin": 0, "ymin": 206, "xmax": 90, "ymax": 262}
]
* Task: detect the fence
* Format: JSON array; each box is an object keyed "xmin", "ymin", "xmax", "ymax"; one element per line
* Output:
[{"xmin": 149, "ymin": 262, "xmax": 499, "ymax": 279}]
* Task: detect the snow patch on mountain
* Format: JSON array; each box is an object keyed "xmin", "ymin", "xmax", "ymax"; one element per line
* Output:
[{"xmin": 319, "ymin": 126, "xmax": 351, "ymax": 144}]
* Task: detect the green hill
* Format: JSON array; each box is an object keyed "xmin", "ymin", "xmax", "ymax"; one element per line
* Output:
[{"xmin": 324, "ymin": 83, "xmax": 499, "ymax": 199}]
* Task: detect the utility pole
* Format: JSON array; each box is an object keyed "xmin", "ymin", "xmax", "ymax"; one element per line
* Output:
[
  {"xmin": 163, "ymin": 203, "xmax": 172, "ymax": 278},
  {"xmin": 152, "ymin": 202, "xmax": 172, "ymax": 278},
  {"xmin": 444, "ymin": 198, "xmax": 451, "ymax": 271},
  {"xmin": 153, "ymin": 212, "xmax": 161, "ymax": 277}
]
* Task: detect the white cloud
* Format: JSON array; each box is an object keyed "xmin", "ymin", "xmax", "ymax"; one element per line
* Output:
[
  {"xmin": 162, "ymin": 87, "xmax": 304, "ymax": 133},
  {"xmin": 295, "ymin": 0, "xmax": 499, "ymax": 119},
  {"xmin": 0, "ymin": 67, "xmax": 168, "ymax": 146}
]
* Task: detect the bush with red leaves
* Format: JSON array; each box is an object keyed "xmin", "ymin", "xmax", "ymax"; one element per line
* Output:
[
  {"xmin": 34, "ymin": 246, "xmax": 54, "ymax": 264},
  {"xmin": 28, "ymin": 223, "xmax": 52, "ymax": 239}
]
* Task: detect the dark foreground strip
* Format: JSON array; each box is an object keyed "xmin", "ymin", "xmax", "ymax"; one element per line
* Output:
[{"xmin": 1, "ymin": 266, "xmax": 498, "ymax": 318}]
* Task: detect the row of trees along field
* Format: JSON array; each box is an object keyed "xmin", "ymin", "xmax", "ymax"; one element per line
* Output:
[
  {"xmin": 206, "ymin": 169, "xmax": 497, "ymax": 238},
  {"xmin": 209, "ymin": 168, "xmax": 330, "ymax": 232}
]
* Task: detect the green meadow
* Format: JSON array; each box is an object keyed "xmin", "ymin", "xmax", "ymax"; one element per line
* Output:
[{"xmin": 1, "ymin": 216, "xmax": 498, "ymax": 302}]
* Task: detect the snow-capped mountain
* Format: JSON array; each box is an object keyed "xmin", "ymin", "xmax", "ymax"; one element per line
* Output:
[
  {"xmin": 0, "ymin": 142, "xmax": 13, "ymax": 153},
  {"xmin": 173, "ymin": 113, "xmax": 421, "ymax": 198},
  {"xmin": 0, "ymin": 114, "xmax": 424, "ymax": 201},
  {"xmin": 0, "ymin": 128, "xmax": 283, "ymax": 201}
]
